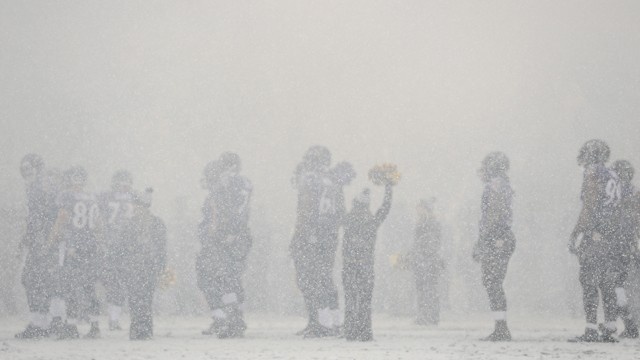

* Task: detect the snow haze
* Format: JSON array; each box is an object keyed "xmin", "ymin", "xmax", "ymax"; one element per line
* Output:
[{"xmin": 2, "ymin": 1, "xmax": 640, "ymax": 358}]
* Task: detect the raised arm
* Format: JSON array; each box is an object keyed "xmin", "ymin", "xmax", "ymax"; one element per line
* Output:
[{"xmin": 374, "ymin": 184, "xmax": 393, "ymax": 227}]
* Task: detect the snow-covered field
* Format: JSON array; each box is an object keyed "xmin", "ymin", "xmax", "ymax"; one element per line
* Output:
[{"xmin": 2, "ymin": 313, "xmax": 639, "ymax": 360}]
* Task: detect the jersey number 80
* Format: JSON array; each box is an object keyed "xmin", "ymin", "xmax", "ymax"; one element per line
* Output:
[{"xmin": 73, "ymin": 202, "xmax": 100, "ymax": 229}]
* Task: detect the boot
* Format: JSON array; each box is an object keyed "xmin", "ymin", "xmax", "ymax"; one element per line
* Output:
[
  {"xmin": 598, "ymin": 324, "xmax": 618, "ymax": 343},
  {"xmin": 57, "ymin": 323, "xmax": 80, "ymax": 340},
  {"xmin": 130, "ymin": 322, "xmax": 153, "ymax": 340},
  {"xmin": 84, "ymin": 321, "xmax": 101, "ymax": 339},
  {"xmin": 109, "ymin": 320, "xmax": 123, "ymax": 331},
  {"xmin": 568, "ymin": 328, "xmax": 599, "ymax": 343},
  {"xmin": 48, "ymin": 316, "xmax": 64, "ymax": 337},
  {"xmin": 217, "ymin": 308, "xmax": 246, "ymax": 339},
  {"xmin": 202, "ymin": 317, "xmax": 226, "ymax": 336},
  {"xmin": 481, "ymin": 320, "xmax": 511, "ymax": 341},
  {"xmin": 620, "ymin": 318, "xmax": 639, "ymax": 339},
  {"xmin": 302, "ymin": 323, "xmax": 336, "ymax": 338},
  {"xmin": 14, "ymin": 324, "xmax": 48, "ymax": 339},
  {"xmin": 295, "ymin": 324, "xmax": 313, "ymax": 336}
]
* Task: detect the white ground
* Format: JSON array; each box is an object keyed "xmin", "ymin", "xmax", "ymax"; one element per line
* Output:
[{"xmin": 2, "ymin": 313, "xmax": 640, "ymax": 360}]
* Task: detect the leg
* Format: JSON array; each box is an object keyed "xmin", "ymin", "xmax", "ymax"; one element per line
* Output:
[
  {"xmin": 129, "ymin": 277, "xmax": 155, "ymax": 340},
  {"xmin": 569, "ymin": 256, "xmax": 600, "ymax": 342},
  {"xmin": 103, "ymin": 258, "xmax": 127, "ymax": 330},
  {"xmin": 342, "ymin": 268, "xmax": 357, "ymax": 340},
  {"xmin": 424, "ymin": 269, "xmax": 440, "ymax": 325},
  {"xmin": 481, "ymin": 254, "xmax": 511, "ymax": 341},
  {"xmin": 16, "ymin": 251, "xmax": 50, "ymax": 339},
  {"xmin": 80, "ymin": 256, "xmax": 101, "ymax": 339},
  {"xmin": 356, "ymin": 272, "xmax": 375, "ymax": 341},
  {"xmin": 216, "ymin": 257, "xmax": 248, "ymax": 339}
]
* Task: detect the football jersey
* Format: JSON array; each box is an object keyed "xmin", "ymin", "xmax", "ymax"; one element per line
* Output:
[
  {"xmin": 617, "ymin": 181, "xmax": 636, "ymax": 240},
  {"xmin": 25, "ymin": 177, "xmax": 49, "ymax": 239},
  {"xmin": 99, "ymin": 190, "xmax": 135, "ymax": 244},
  {"xmin": 479, "ymin": 175, "xmax": 514, "ymax": 238},
  {"xmin": 57, "ymin": 190, "xmax": 100, "ymax": 254},
  {"xmin": 321, "ymin": 172, "xmax": 346, "ymax": 230},
  {"xmin": 215, "ymin": 172, "xmax": 252, "ymax": 235},
  {"xmin": 581, "ymin": 163, "xmax": 621, "ymax": 228}
]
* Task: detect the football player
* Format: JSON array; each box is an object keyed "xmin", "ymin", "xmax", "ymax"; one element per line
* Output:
[
  {"xmin": 99, "ymin": 170, "xmax": 136, "ymax": 331},
  {"xmin": 123, "ymin": 188, "xmax": 167, "ymax": 340},
  {"xmin": 290, "ymin": 146, "xmax": 350, "ymax": 338},
  {"xmin": 49, "ymin": 166, "xmax": 103, "ymax": 339},
  {"xmin": 610, "ymin": 160, "xmax": 639, "ymax": 338},
  {"xmin": 408, "ymin": 198, "xmax": 443, "ymax": 326},
  {"xmin": 568, "ymin": 140, "xmax": 620, "ymax": 342},
  {"xmin": 15, "ymin": 155, "xmax": 60, "ymax": 339},
  {"xmin": 341, "ymin": 165, "xmax": 393, "ymax": 341},
  {"xmin": 472, "ymin": 152, "xmax": 515, "ymax": 341},
  {"xmin": 198, "ymin": 152, "xmax": 253, "ymax": 339}
]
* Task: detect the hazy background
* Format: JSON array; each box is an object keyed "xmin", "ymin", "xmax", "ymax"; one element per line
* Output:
[{"xmin": 2, "ymin": 1, "xmax": 640, "ymax": 319}]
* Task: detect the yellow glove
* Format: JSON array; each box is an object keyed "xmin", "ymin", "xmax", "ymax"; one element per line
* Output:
[
  {"xmin": 368, "ymin": 163, "xmax": 401, "ymax": 186},
  {"xmin": 158, "ymin": 267, "xmax": 177, "ymax": 289},
  {"xmin": 389, "ymin": 253, "xmax": 408, "ymax": 270}
]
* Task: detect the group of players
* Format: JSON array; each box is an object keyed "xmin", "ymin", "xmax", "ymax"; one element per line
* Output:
[
  {"xmin": 15, "ymin": 156, "xmax": 167, "ymax": 340},
  {"xmin": 567, "ymin": 139, "xmax": 640, "ymax": 342},
  {"xmin": 12, "ymin": 139, "xmax": 640, "ymax": 344}
]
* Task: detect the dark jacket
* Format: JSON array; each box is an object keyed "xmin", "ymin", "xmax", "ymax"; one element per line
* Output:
[{"xmin": 342, "ymin": 185, "xmax": 392, "ymax": 272}]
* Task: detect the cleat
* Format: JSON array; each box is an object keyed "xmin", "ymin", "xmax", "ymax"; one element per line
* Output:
[
  {"xmin": 57, "ymin": 323, "xmax": 80, "ymax": 340},
  {"xmin": 130, "ymin": 332, "xmax": 153, "ymax": 341},
  {"xmin": 84, "ymin": 322, "xmax": 101, "ymax": 339},
  {"xmin": 109, "ymin": 320, "xmax": 123, "ymax": 331},
  {"xmin": 619, "ymin": 327, "xmax": 639, "ymax": 339},
  {"xmin": 48, "ymin": 317, "xmax": 64, "ymax": 337},
  {"xmin": 295, "ymin": 324, "xmax": 313, "ymax": 336},
  {"xmin": 599, "ymin": 333, "xmax": 619, "ymax": 343},
  {"xmin": 481, "ymin": 330, "xmax": 512, "ymax": 342},
  {"xmin": 620, "ymin": 319, "xmax": 639, "ymax": 339},
  {"xmin": 597, "ymin": 324, "xmax": 618, "ymax": 343},
  {"xmin": 481, "ymin": 320, "xmax": 511, "ymax": 342},
  {"xmin": 202, "ymin": 318, "xmax": 226, "ymax": 336},
  {"xmin": 14, "ymin": 324, "xmax": 48, "ymax": 339},
  {"xmin": 568, "ymin": 328, "xmax": 599, "ymax": 343},
  {"xmin": 217, "ymin": 314, "xmax": 247, "ymax": 339},
  {"xmin": 302, "ymin": 324, "xmax": 336, "ymax": 339}
]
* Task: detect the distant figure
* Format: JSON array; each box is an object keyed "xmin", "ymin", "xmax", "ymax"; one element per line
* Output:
[
  {"xmin": 99, "ymin": 170, "xmax": 136, "ymax": 331},
  {"xmin": 50, "ymin": 166, "xmax": 103, "ymax": 339},
  {"xmin": 473, "ymin": 152, "xmax": 515, "ymax": 342},
  {"xmin": 407, "ymin": 198, "xmax": 443, "ymax": 326},
  {"xmin": 123, "ymin": 188, "xmax": 167, "ymax": 340},
  {"xmin": 568, "ymin": 140, "xmax": 621, "ymax": 343},
  {"xmin": 342, "ymin": 178, "xmax": 393, "ymax": 341},
  {"xmin": 608, "ymin": 159, "xmax": 638, "ymax": 338},
  {"xmin": 15, "ymin": 154, "xmax": 60, "ymax": 339},
  {"xmin": 197, "ymin": 152, "xmax": 253, "ymax": 339},
  {"xmin": 290, "ymin": 146, "xmax": 351, "ymax": 338}
]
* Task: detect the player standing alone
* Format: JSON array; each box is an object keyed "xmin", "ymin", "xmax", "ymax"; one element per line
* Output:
[{"xmin": 472, "ymin": 152, "xmax": 515, "ymax": 342}]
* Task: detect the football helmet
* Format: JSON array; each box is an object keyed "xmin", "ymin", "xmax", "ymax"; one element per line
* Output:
[
  {"xmin": 479, "ymin": 151, "xmax": 509, "ymax": 180},
  {"xmin": 111, "ymin": 170, "xmax": 133, "ymax": 190},
  {"xmin": 303, "ymin": 145, "xmax": 331, "ymax": 170},
  {"xmin": 201, "ymin": 160, "xmax": 223, "ymax": 190},
  {"xmin": 219, "ymin": 152, "xmax": 241, "ymax": 173},
  {"xmin": 577, "ymin": 139, "xmax": 610, "ymax": 166},
  {"xmin": 331, "ymin": 161, "xmax": 356, "ymax": 186},
  {"xmin": 612, "ymin": 159, "xmax": 634, "ymax": 182},
  {"xmin": 20, "ymin": 153, "xmax": 44, "ymax": 182}
]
